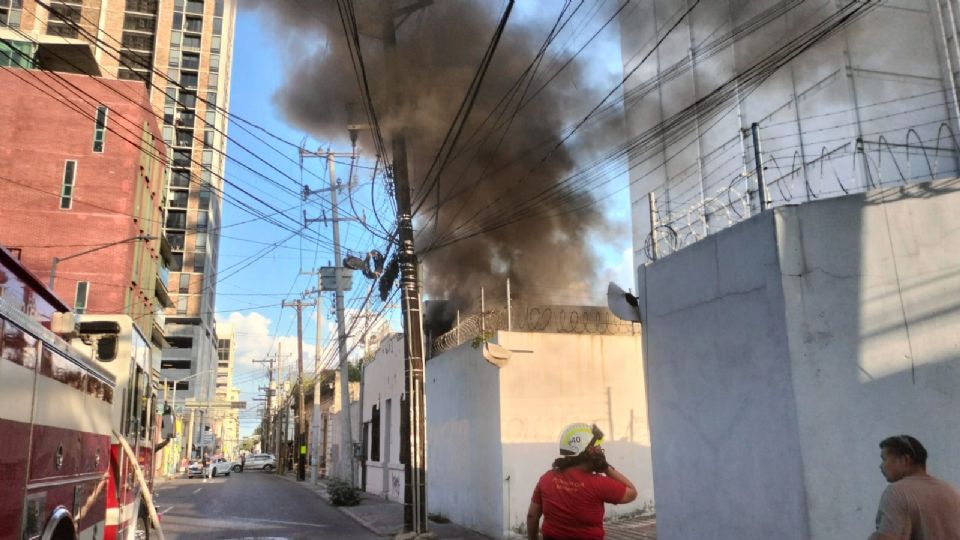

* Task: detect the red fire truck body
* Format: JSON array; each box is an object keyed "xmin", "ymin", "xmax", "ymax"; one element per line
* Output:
[{"xmin": 0, "ymin": 247, "xmax": 159, "ymax": 540}]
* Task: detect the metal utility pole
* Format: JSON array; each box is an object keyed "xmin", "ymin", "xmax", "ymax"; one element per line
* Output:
[
  {"xmin": 282, "ymin": 299, "xmax": 315, "ymax": 481},
  {"xmin": 751, "ymin": 122, "xmax": 768, "ymax": 213},
  {"xmin": 301, "ymin": 147, "xmax": 359, "ymax": 485},
  {"xmin": 381, "ymin": 0, "xmax": 429, "ymax": 531}
]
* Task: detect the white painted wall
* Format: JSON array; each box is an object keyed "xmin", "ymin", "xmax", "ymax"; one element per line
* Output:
[
  {"xmin": 426, "ymin": 330, "xmax": 653, "ymax": 539},
  {"xmin": 637, "ymin": 179, "xmax": 960, "ymax": 540},
  {"xmin": 426, "ymin": 341, "xmax": 504, "ymax": 537},
  {"xmin": 360, "ymin": 334, "xmax": 406, "ymax": 502}
]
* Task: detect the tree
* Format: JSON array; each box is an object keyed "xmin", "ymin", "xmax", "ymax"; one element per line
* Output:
[{"xmin": 348, "ymin": 360, "xmax": 362, "ymax": 382}]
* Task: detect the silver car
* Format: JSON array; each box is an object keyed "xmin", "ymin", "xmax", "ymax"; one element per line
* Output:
[{"xmin": 238, "ymin": 453, "xmax": 276, "ymax": 471}]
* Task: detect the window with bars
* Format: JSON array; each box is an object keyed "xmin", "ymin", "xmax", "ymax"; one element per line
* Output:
[
  {"xmin": 74, "ymin": 281, "xmax": 89, "ymax": 314},
  {"xmin": 60, "ymin": 160, "xmax": 76, "ymax": 209},
  {"xmin": 93, "ymin": 105, "xmax": 107, "ymax": 153}
]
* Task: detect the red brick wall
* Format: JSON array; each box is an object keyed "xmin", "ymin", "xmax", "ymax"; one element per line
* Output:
[{"xmin": 0, "ymin": 70, "xmax": 166, "ymax": 322}]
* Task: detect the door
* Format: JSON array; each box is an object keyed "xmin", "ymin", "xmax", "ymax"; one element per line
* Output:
[{"xmin": 382, "ymin": 398, "xmax": 391, "ymax": 497}]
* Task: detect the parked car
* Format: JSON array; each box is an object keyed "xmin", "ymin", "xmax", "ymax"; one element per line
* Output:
[
  {"xmin": 235, "ymin": 453, "xmax": 276, "ymax": 471},
  {"xmin": 186, "ymin": 460, "xmax": 203, "ymax": 478}
]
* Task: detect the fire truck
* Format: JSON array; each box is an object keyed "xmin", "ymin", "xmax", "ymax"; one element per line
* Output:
[{"xmin": 0, "ymin": 247, "xmax": 164, "ymax": 540}]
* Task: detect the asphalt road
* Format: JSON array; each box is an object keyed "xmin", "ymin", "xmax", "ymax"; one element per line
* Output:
[{"xmin": 153, "ymin": 470, "xmax": 382, "ymax": 540}]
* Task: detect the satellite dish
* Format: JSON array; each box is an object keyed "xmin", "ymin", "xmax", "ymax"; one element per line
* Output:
[
  {"xmin": 607, "ymin": 282, "xmax": 641, "ymax": 323},
  {"xmin": 482, "ymin": 342, "xmax": 511, "ymax": 368}
]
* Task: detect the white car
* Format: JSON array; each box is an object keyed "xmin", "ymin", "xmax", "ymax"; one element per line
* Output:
[{"xmin": 187, "ymin": 458, "xmax": 233, "ymax": 478}]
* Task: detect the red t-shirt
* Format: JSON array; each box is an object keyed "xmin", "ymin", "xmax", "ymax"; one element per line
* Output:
[{"xmin": 531, "ymin": 468, "xmax": 627, "ymax": 540}]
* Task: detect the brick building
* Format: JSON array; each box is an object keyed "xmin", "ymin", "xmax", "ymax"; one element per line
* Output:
[
  {"xmin": 1, "ymin": 0, "xmax": 239, "ymax": 405},
  {"xmin": 0, "ymin": 68, "xmax": 171, "ymax": 348}
]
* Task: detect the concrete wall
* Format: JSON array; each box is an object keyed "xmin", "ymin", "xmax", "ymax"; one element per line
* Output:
[
  {"xmin": 425, "ymin": 330, "xmax": 652, "ymax": 539},
  {"xmin": 425, "ymin": 341, "xmax": 504, "ymax": 537},
  {"xmin": 497, "ymin": 331, "xmax": 653, "ymax": 535},
  {"xmin": 636, "ymin": 179, "xmax": 960, "ymax": 540}
]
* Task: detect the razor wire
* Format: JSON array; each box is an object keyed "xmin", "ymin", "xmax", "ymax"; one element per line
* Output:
[
  {"xmin": 642, "ymin": 121, "xmax": 960, "ymax": 262},
  {"xmin": 431, "ymin": 304, "xmax": 641, "ymax": 356}
]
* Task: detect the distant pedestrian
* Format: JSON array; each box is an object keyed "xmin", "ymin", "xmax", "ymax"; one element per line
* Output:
[
  {"xmin": 527, "ymin": 423, "xmax": 637, "ymax": 540},
  {"xmin": 240, "ymin": 452, "xmax": 245, "ymax": 472},
  {"xmin": 869, "ymin": 435, "xmax": 960, "ymax": 540},
  {"xmin": 202, "ymin": 452, "xmax": 211, "ymax": 483}
]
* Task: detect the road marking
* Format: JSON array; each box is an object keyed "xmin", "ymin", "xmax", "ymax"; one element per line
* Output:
[
  {"xmin": 159, "ymin": 506, "xmax": 174, "ymax": 515},
  {"xmin": 192, "ymin": 488, "xmax": 202, "ymax": 494}
]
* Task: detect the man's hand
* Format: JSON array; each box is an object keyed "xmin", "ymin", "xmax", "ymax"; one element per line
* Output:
[{"xmin": 526, "ymin": 501, "xmax": 542, "ymax": 540}]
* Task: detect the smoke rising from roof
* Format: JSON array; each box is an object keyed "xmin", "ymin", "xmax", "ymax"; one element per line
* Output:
[{"xmin": 245, "ymin": 1, "xmax": 625, "ymax": 329}]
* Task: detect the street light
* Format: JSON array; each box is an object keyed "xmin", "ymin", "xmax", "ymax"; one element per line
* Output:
[{"xmin": 48, "ymin": 234, "xmax": 156, "ymax": 288}]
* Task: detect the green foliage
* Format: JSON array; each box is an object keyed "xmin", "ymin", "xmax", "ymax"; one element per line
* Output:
[
  {"xmin": 471, "ymin": 330, "xmax": 494, "ymax": 349},
  {"xmin": 327, "ymin": 479, "xmax": 362, "ymax": 506},
  {"xmin": 348, "ymin": 361, "xmax": 362, "ymax": 382}
]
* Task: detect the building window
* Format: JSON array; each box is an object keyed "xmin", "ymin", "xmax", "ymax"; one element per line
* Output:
[
  {"xmin": 198, "ymin": 185, "xmax": 211, "ymax": 209},
  {"xmin": 196, "ymin": 210, "xmax": 208, "ymax": 231},
  {"xmin": 175, "ymin": 129, "xmax": 193, "ymax": 147},
  {"xmin": 176, "ymin": 295, "xmax": 187, "ymax": 314},
  {"xmin": 126, "ymin": 0, "xmax": 158, "ymax": 14},
  {"xmin": 171, "ymin": 170, "xmax": 190, "ymax": 187},
  {"xmin": 179, "ymin": 273, "xmax": 189, "ymax": 293},
  {"xmin": 169, "ymin": 189, "xmax": 188, "ymax": 208},
  {"xmin": 181, "ymin": 52, "xmax": 199, "ymax": 70},
  {"xmin": 60, "ymin": 160, "xmax": 76, "ymax": 209},
  {"xmin": 166, "ymin": 210, "xmax": 186, "ymax": 229},
  {"xmin": 0, "ymin": 39, "xmax": 33, "ymax": 68},
  {"xmin": 93, "ymin": 105, "xmax": 108, "ymax": 152},
  {"xmin": 209, "ymin": 53, "xmax": 219, "ymax": 74},
  {"xmin": 214, "ymin": 0, "xmax": 223, "ymax": 16},
  {"xmin": 184, "ymin": 15, "xmax": 202, "ymax": 32},
  {"xmin": 180, "ymin": 71, "xmax": 198, "ymax": 88},
  {"xmin": 0, "ymin": 0, "xmax": 24, "ymax": 28},
  {"xmin": 172, "ymin": 149, "xmax": 191, "ymax": 167},
  {"xmin": 185, "ymin": 0, "xmax": 203, "ymax": 15},
  {"xmin": 192, "ymin": 252, "xmax": 205, "ymax": 273},
  {"xmin": 182, "ymin": 34, "xmax": 201, "ymax": 49},
  {"xmin": 195, "ymin": 232, "xmax": 207, "ymax": 250},
  {"xmin": 167, "ymin": 231, "xmax": 185, "ymax": 250},
  {"xmin": 74, "ymin": 281, "xmax": 89, "ymax": 314},
  {"xmin": 170, "ymin": 253, "xmax": 183, "ymax": 272}
]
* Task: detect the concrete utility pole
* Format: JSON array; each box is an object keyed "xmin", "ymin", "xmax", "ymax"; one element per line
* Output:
[
  {"xmin": 301, "ymin": 147, "xmax": 360, "ymax": 485},
  {"xmin": 282, "ymin": 298, "xmax": 315, "ymax": 481},
  {"xmin": 253, "ymin": 356, "xmax": 276, "ymax": 453},
  {"xmin": 381, "ymin": 0, "xmax": 430, "ymax": 531}
]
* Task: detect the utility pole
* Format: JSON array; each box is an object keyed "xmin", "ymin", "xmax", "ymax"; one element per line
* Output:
[
  {"xmin": 282, "ymin": 299, "xmax": 315, "ymax": 481},
  {"xmin": 301, "ymin": 146, "xmax": 360, "ymax": 485},
  {"xmin": 253, "ymin": 356, "xmax": 276, "ymax": 453},
  {"xmin": 381, "ymin": 0, "xmax": 430, "ymax": 532}
]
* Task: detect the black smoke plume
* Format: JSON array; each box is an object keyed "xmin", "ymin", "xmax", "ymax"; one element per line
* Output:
[{"xmin": 245, "ymin": 1, "xmax": 624, "ymax": 332}]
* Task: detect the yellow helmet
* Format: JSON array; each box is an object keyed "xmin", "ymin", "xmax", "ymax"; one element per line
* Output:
[{"xmin": 558, "ymin": 423, "xmax": 602, "ymax": 455}]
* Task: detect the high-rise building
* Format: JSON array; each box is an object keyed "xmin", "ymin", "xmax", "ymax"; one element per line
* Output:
[{"xmin": 1, "ymin": 0, "xmax": 237, "ymax": 403}]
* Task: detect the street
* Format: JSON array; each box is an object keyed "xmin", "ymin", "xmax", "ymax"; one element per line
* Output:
[{"xmin": 154, "ymin": 471, "xmax": 381, "ymax": 540}]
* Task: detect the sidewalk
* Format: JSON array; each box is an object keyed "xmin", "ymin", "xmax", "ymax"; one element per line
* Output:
[
  {"xmin": 277, "ymin": 467, "xmax": 492, "ymax": 539},
  {"xmin": 277, "ymin": 467, "xmax": 656, "ymax": 540}
]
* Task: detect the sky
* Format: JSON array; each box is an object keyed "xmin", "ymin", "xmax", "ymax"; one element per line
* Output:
[{"xmin": 218, "ymin": 3, "xmax": 635, "ymax": 437}]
